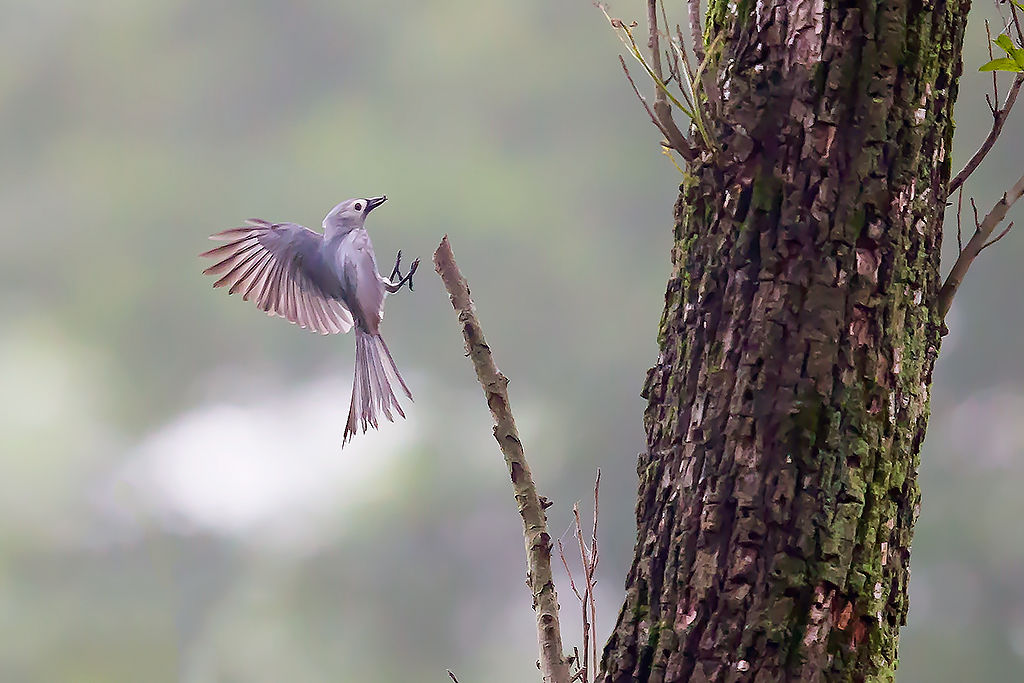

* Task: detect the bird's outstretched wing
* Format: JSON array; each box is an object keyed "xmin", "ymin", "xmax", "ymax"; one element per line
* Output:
[{"xmin": 201, "ymin": 219, "xmax": 354, "ymax": 334}]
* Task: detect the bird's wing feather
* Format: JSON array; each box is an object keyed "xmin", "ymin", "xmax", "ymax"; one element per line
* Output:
[{"xmin": 201, "ymin": 219, "xmax": 354, "ymax": 334}]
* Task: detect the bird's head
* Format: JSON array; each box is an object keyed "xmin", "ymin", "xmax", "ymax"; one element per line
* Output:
[{"xmin": 323, "ymin": 196, "xmax": 387, "ymax": 235}]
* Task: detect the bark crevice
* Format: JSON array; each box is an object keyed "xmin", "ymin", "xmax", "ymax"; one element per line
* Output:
[{"xmin": 601, "ymin": 0, "xmax": 970, "ymax": 680}]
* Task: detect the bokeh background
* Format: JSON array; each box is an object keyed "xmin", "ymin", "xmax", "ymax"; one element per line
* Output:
[{"xmin": 1, "ymin": 1, "xmax": 1022, "ymax": 681}]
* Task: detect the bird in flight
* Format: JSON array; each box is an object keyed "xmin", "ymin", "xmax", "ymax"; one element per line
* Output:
[{"xmin": 200, "ymin": 196, "xmax": 418, "ymax": 445}]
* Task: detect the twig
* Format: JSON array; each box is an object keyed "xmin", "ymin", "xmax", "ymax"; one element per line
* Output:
[
  {"xmin": 688, "ymin": 0, "xmax": 704, "ymax": 65},
  {"xmin": 620, "ymin": 56, "xmax": 673, "ymax": 145},
  {"xmin": 598, "ymin": 3, "xmax": 701, "ymax": 157},
  {"xmin": 981, "ymin": 220, "xmax": 1014, "ymax": 250},
  {"xmin": 433, "ymin": 237, "xmax": 570, "ymax": 683},
  {"xmin": 659, "ymin": 1, "xmax": 681, "ymax": 91},
  {"xmin": 555, "ymin": 469, "xmax": 602, "ymax": 683},
  {"xmin": 572, "ymin": 505, "xmax": 595, "ymax": 682},
  {"xmin": 937, "ymin": 172, "xmax": 1024, "ymax": 317},
  {"xmin": 647, "ymin": 0, "xmax": 693, "ymax": 159},
  {"xmin": 1012, "ymin": 1, "xmax": 1024, "ymax": 46},
  {"xmin": 674, "ymin": 23, "xmax": 695, "ymax": 93},
  {"xmin": 447, "ymin": 670, "xmax": 461, "ymax": 683},
  {"xmin": 948, "ymin": 73, "xmax": 1023, "ymax": 194},
  {"xmin": 558, "ymin": 539, "xmax": 589, "ymax": 683},
  {"xmin": 987, "ymin": 20, "xmax": 999, "ymax": 116},
  {"xmin": 589, "ymin": 470, "xmax": 601, "ymax": 675},
  {"xmin": 956, "ymin": 186, "xmax": 964, "ymax": 253}
]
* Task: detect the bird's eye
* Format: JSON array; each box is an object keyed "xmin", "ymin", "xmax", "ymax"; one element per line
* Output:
[{"xmin": 353, "ymin": 202, "xmax": 363, "ymax": 212}]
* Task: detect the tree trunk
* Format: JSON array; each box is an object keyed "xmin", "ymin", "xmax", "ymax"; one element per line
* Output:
[{"xmin": 601, "ymin": 1, "xmax": 970, "ymax": 681}]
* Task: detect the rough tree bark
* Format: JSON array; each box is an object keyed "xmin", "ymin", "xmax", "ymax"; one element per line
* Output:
[{"xmin": 601, "ymin": 0, "xmax": 970, "ymax": 681}]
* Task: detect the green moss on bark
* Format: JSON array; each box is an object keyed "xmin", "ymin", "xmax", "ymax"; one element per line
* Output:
[{"xmin": 601, "ymin": 0, "xmax": 969, "ymax": 681}]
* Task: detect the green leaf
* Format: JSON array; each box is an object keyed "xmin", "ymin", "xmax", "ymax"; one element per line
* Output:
[
  {"xmin": 995, "ymin": 33, "xmax": 1016, "ymax": 53},
  {"xmin": 979, "ymin": 57, "xmax": 1023, "ymax": 72}
]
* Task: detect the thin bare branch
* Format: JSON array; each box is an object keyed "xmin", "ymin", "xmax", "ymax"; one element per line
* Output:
[
  {"xmin": 447, "ymin": 670, "xmax": 461, "ymax": 683},
  {"xmin": 620, "ymin": 56, "xmax": 695, "ymax": 161},
  {"xmin": 956, "ymin": 185, "xmax": 964, "ymax": 253},
  {"xmin": 620, "ymin": 55, "xmax": 667, "ymax": 134},
  {"xmin": 647, "ymin": 1, "xmax": 666, "ymax": 105},
  {"xmin": 589, "ymin": 470, "xmax": 601, "ymax": 675},
  {"xmin": 658, "ymin": 0, "xmax": 680, "ymax": 89},
  {"xmin": 1012, "ymin": 1, "xmax": 1024, "ymax": 44},
  {"xmin": 557, "ymin": 535, "xmax": 590, "ymax": 683},
  {"xmin": 980, "ymin": 220, "xmax": 1014, "ymax": 250},
  {"xmin": 434, "ymin": 236, "xmax": 570, "ymax": 683},
  {"xmin": 948, "ymin": 73, "xmax": 1024, "ymax": 194},
  {"xmin": 987, "ymin": 20, "xmax": 999, "ymax": 115},
  {"xmin": 556, "ymin": 471, "xmax": 603, "ymax": 683},
  {"xmin": 558, "ymin": 539, "xmax": 585, "ymax": 604},
  {"xmin": 590, "ymin": 471, "xmax": 600, "ymax": 576},
  {"xmin": 688, "ymin": 0, "xmax": 705, "ymax": 65},
  {"xmin": 646, "ymin": 0, "xmax": 692, "ymax": 159},
  {"xmin": 937, "ymin": 172, "xmax": 1024, "ymax": 318},
  {"xmin": 560, "ymin": 515, "xmax": 593, "ymax": 683},
  {"xmin": 674, "ymin": 24, "xmax": 696, "ymax": 89},
  {"xmin": 572, "ymin": 504, "xmax": 592, "ymax": 683}
]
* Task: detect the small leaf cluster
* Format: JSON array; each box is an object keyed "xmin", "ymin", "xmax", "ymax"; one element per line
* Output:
[{"xmin": 980, "ymin": 2, "xmax": 1024, "ymax": 73}]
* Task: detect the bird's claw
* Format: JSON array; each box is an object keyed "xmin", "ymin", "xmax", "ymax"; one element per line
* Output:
[
  {"xmin": 405, "ymin": 258, "xmax": 420, "ymax": 291},
  {"xmin": 389, "ymin": 251, "xmax": 419, "ymax": 292},
  {"xmin": 396, "ymin": 257, "xmax": 419, "ymax": 291},
  {"xmin": 389, "ymin": 250, "xmax": 404, "ymax": 282}
]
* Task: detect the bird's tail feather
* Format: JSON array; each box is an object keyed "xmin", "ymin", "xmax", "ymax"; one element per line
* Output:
[{"xmin": 344, "ymin": 330, "xmax": 413, "ymax": 445}]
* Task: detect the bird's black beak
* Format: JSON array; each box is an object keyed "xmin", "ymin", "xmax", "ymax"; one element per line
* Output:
[{"xmin": 366, "ymin": 196, "xmax": 387, "ymax": 213}]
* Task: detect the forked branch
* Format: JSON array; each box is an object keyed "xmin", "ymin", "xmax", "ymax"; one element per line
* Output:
[
  {"xmin": 646, "ymin": 0, "xmax": 692, "ymax": 158},
  {"xmin": 434, "ymin": 236, "xmax": 570, "ymax": 683},
  {"xmin": 688, "ymin": 0, "xmax": 704, "ymax": 65},
  {"xmin": 557, "ymin": 470, "xmax": 601, "ymax": 683},
  {"xmin": 937, "ymin": 172, "xmax": 1024, "ymax": 318},
  {"xmin": 948, "ymin": 72, "xmax": 1024, "ymax": 194}
]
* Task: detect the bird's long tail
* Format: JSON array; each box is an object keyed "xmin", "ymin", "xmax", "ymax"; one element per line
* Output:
[{"xmin": 344, "ymin": 330, "xmax": 413, "ymax": 445}]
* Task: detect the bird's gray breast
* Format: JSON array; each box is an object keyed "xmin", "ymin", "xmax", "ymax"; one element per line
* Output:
[{"xmin": 328, "ymin": 229, "xmax": 385, "ymax": 333}]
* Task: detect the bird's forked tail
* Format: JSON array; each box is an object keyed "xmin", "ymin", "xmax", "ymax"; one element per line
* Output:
[{"xmin": 344, "ymin": 330, "xmax": 412, "ymax": 445}]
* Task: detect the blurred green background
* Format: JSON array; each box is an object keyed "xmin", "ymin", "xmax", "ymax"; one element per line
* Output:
[{"xmin": 1, "ymin": 1, "xmax": 1022, "ymax": 681}]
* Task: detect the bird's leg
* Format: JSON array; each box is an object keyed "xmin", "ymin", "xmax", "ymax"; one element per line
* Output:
[
  {"xmin": 388, "ymin": 250, "xmax": 404, "ymax": 282},
  {"xmin": 383, "ymin": 254, "xmax": 420, "ymax": 293},
  {"xmin": 397, "ymin": 258, "xmax": 419, "ymax": 291}
]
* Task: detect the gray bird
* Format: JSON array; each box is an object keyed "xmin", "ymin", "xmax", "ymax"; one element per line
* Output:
[{"xmin": 200, "ymin": 196, "xmax": 418, "ymax": 445}]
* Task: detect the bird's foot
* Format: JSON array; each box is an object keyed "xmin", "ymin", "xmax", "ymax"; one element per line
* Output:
[
  {"xmin": 388, "ymin": 251, "xmax": 419, "ymax": 292},
  {"xmin": 399, "ymin": 258, "xmax": 420, "ymax": 291},
  {"xmin": 389, "ymin": 250, "xmax": 404, "ymax": 282}
]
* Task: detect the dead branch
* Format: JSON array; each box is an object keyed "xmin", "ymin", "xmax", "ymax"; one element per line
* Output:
[
  {"xmin": 672, "ymin": 22, "xmax": 694, "ymax": 92},
  {"xmin": 434, "ymin": 237, "xmax": 570, "ymax": 683},
  {"xmin": 956, "ymin": 186, "xmax": 964, "ymax": 253},
  {"xmin": 948, "ymin": 72, "xmax": 1023, "ymax": 194},
  {"xmin": 588, "ymin": 470, "xmax": 600, "ymax": 675},
  {"xmin": 557, "ymin": 538, "xmax": 590, "ymax": 683},
  {"xmin": 646, "ymin": 0, "xmax": 693, "ymax": 159},
  {"xmin": 937, "ymin": 171, "xmax": 1024, "ymax": 318},
  {"xmin": 980, "ymin": 220, "xmax": 1014, "ymax": 250},
  {"xmin": 987, "ymin": 20, "xmax": 999, "ymax": 116},
  {"xmin": 556, "ymin": 470, "xmax": 602, "ymax": 683},
  {"xmin": 688, "ymin": 0, "xmax": 704, "ymax": 65},
  {"xmin": 619, "ymin": 56, "xmax": 676, "ymax": 148}
]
